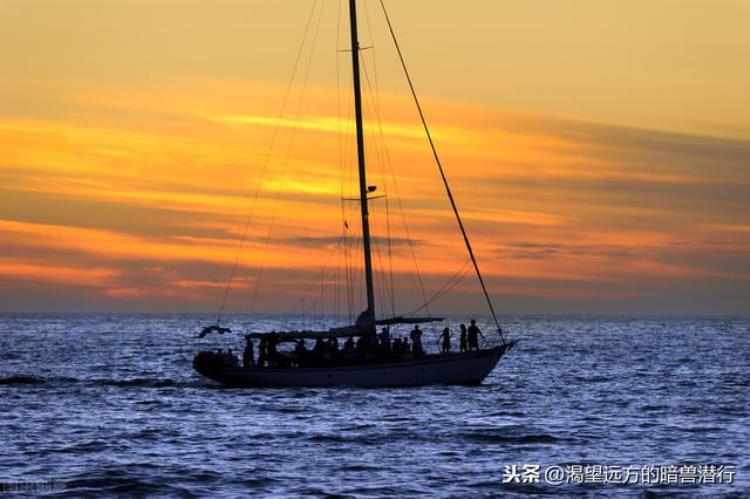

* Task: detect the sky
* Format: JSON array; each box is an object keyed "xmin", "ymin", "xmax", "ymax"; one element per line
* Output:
[{"xmin": 1, "ymin": 0, "xmax": 748, "ymax": 315}]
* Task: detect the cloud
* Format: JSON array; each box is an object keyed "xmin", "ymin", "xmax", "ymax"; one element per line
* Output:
[
  {"xmin": 279, "ymin": 235, "xmax": 422, "ymax": 249},
  {"xmin": 498, "ymin": 242, "xmax": 635, "ymax": 260},
  {"xmin": 0, "ymin": 79, "xmax": 748, "ymax": 314}
]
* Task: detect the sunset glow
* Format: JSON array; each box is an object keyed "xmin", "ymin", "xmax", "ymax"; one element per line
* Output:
[{"xmin": 1, "ymin": 0, "xmax": 748, "ymax": 314}]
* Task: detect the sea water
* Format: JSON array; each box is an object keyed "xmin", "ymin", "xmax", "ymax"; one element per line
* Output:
[{"xmin": 0, "ymin": 314, "xmax": 747, "ymax": 497}]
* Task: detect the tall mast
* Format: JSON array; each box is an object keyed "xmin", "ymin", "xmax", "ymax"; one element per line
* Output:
[{"xmin": 348, "ymin": 0, "xmax": 376, "ymax": 331}]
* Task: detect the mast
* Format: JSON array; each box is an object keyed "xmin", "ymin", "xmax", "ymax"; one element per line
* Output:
[{"xmin": 348, "ymin": 0, "xmax": 376, "ymax": 332}]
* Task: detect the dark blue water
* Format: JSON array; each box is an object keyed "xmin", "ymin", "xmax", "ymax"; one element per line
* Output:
[{"xmin": 0, "ymin": 315, "xmax": 747, "ymax": 497}]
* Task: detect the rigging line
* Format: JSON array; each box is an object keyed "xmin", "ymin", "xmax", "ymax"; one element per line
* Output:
[
  {"xmin": 358, "ymin": 56, "xmax": 430, "ymax": 315},
  {"xmin": 379, "ymin": 0, "xmax": 505, "ymax": 343},
  {"xmin": 362, "ymin": 44, "xmax": 430, "ymax": 313},
  {"xmin": 342, "ymin": 94, "xmax": 356, "ymax": 320},
  {"xmin": 335, "ymin": 261, "xmax": 344, "ymax": 318},
  {"xmin": 425, "ymin": 264, "xmax": 472, "ymax": 309},
  {"xmin": 325, "ymin": 261, "xmax": 347, "ymax": 315},
  {"xmin": 215, "ymin": 0, "xmax": 320, "ymax": 323},
  {"xmin": 358, "ymin": 69, "xmax": 394, "ymax": 313},
  {"xmin": 290, "ymin": 235, "xmax": 345, "ymax": 314},
  {"xmin": 337, "ymin": 14, "xmax": 358, "ymax": 321},
  {"xmin": 249, "ymin": 0, "xmax": 326, "ymax": 314},
  {"xmin": 319, "ymin": 271, "xmax": 324, "ymax": 316},
  {"xmin": 385, "ymin": 198, "xmax": 395, "ymax": 316},
  {"xmin": 336, "ymin": 0, "xmax": 352, "ymax": 321},
  {"xmin": 355, "ymin": 219, "xmax": 364, "ymax": 312},
  {"xmin": 362, "ymin": 0, "xmax": 396, "ymax": 317},
  {"xmin": 336, "ymin": 257, "xmax": 343, "ymax": 318},
  {"xmin": 383, "ymin": 193, "xmax": 395, "ymax": 315},
  {"xmin": 409, "ymin": 258, "xmax": 472, "ymax": 315},
  {"xmin": 359, "ymin": 56, "xmax": 396, "ymax": 315},
  {"xmin": 334, "ymin": 263, "xmax": 343, "ymax": 318},
  {"xmin": 291, "ymin": 241, "xmax": 338, "ymax": 315},
  {"xmin": 369, "ymin": 165, "xmax": 395, "ymax": 315},
  {"xmin": 369, "ymin": 203, "xmax": 392, "ymax": 315},
  {"xmin": 415, "ymin": 260, "xmax": 470, "ymax": 313},
  {"xmin": 372, "ymin": 207, "xmax": 394, "ymax": 313},
  {"xmin": 342, "ymin": 115, "xmax": 362, "ymax": 316}
]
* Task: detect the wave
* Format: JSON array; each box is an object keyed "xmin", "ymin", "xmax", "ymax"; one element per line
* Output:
[
  {"xmin": 95, "ymin": 378, "xmax": 183, "ymax": 388},
  {"xmin": 0, "ymin": 375, "xmax": 45, "ymax": 385},
  {"xmin": 463, "ymin": 431, "xmax": 559, "ymax": 445},
  {"xmin": 0, "ymin": 375, "xmax": 204, "ymax": 388},
  {"xmin": 574, "ymin": 375, "xmax": 613, "ymax": 383},
  {"xmin": 64, "ymin": 477, "xmax": 164, "ymax": 496},
  {"xmin": 640, "ymin": 403, "xmax": 670, "ymax": 412},
  {"xmin": 308, "ymin": 433, "xmax": 384, "ymax": 446}
]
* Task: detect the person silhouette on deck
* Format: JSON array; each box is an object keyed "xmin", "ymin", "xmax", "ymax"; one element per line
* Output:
[
  {"xmin": 272, "ymin": 335, "xmax": 281, "ymax": 366},
  {"xmin": 402, "ymin": 337, "xmax": 411, "ymax": 354},
  {"xmin": 355, "ymin": 336, "xmax": 367, "ymax": 354},
  {"xmin": 392, "ymin": 337, "xmax": 403, "ymax": 356},
  {"xmin": 459, "ymin": 324, "xmax": 468, "ymax": 352},
  {"xmin": 438, "ymin": 327, "xmax": 451, "ymax": 354},
  {"xmin": 328, "ymin": 337, "xmax": 339, "ymax": 360},
  {"xmin": 294, "ymin": 339, "xmax": 307, "ymax": 355},
  {"xmin": 343, "ymin": 336, "xmax": 355, "ymax": 354},
  {"xmin": 467, "ymin": 319, "xmax": 484, "ymax": 351},
  {"xmin": 243, "ymin": 337, "xmax": 255, "ymax": 367},
  {"xmin": 313, "ymin": 338, "xmax": 325, "ymax": 361},
  {"xmin": 258, "ymin": 338, "xmax": 268, "ymax": 367},
  {"xmin": 225, "ymin": 348, "xmax": 238, "ymax": 367},
  {"xmin": 410, "ymin": 325, "xmax": 424, "ymax": 356},
  {"xmin": 379, "ymin": 327, "xmax": 391, "ymax": 355}
]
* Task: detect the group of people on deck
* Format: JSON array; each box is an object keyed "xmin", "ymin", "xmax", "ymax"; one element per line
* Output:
[
  {"xmin": 240, "ymin": 319, "xmax": 485, "ymax": 368},
  {"xmin": 437, "ymin": 319, "xmax": 485, "ymax": 354}
]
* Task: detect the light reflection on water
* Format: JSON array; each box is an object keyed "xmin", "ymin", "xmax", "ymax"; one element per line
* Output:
[{"xmin": 0, "ymin": 314, "xmax": 748, "ymax": 497}]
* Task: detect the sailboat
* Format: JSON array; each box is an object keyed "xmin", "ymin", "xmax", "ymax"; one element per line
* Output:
[{"xmin": 193, "ymin": 0, "xmax": 515, "ymax": 387}]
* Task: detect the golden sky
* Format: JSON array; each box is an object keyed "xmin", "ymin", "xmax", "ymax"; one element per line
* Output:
[{"xmin": 1, "ymin": 0, "xmax": 749, "ymax": 314}]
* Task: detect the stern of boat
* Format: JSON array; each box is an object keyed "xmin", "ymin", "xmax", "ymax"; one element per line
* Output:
[{"xmin": 193, "ymin": 350, "xmax": 229, "ymax": 383}]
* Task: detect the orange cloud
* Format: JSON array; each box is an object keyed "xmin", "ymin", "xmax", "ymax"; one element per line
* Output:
[
  {"xmin": 0, "ymin": 260, "xmax": 119, "ymax": 287},
  {"xmin": 1, "ymin": 78, "xmax": 749, "ymax": 313}
]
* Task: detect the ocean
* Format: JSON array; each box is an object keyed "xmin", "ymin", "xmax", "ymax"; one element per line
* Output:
[{"xmin": 0, "ymin": 314, "xmax": 747, "ymax": 497}]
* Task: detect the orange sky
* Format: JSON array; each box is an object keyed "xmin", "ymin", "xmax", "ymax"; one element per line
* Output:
[{"xmin": 1, "ymin": 1, "xmax": 749, "ymax": 314}]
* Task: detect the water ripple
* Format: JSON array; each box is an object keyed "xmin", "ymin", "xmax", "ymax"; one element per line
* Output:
[{"xmin": 0, "ymin": 314, "xmax": 748, "ymax": 497}]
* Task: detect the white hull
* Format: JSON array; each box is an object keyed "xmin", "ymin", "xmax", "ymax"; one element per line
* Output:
[{"xmin": 194, "ymin": 346, "xmax": 509, "ymax": 387}]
